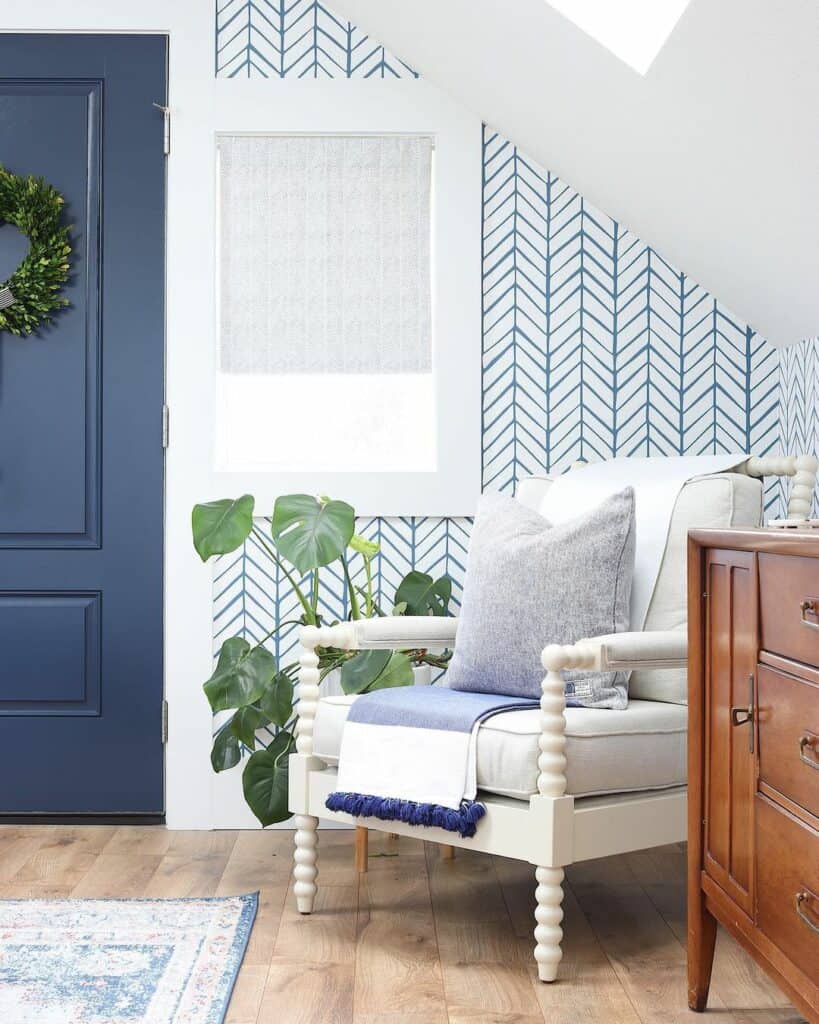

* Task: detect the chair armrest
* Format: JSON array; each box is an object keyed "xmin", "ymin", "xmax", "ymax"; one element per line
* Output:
[
  {"xmin": 536, "ymin": 630, "xmax": 688, "ymax": 803},
  {"xmin": 575, "ymin": 630, "xmax": 687, "ymax": 672},
  {"xmin": 295, "ymin": 617, "xmax": 458, "ymax": 755},
  {"xmin": 353, "ymin": 616, "xmax": 458, "ymax": 650},
  {"xmin": 298, "ymin": 617, "xmax": 458, "ymax": 654}
]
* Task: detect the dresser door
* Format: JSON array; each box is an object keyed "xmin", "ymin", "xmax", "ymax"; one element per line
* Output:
[{"xmin": 703, "ymin": 548, "xmax": 758, "ymax": 916}]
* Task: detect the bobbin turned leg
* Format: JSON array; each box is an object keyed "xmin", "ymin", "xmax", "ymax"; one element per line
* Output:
[
  {"xmin": 292, "ymin": 628, "xmax": 323, "ymax": 914},
  {"xmin": 534, "ymin": 866, "xmax": 565, "ymax": 982},
  {"xmin": 294, "ymin": 814, "xmax": 318, "ymax": 914},
  {"xmin": 532, "ymin": 642, "xmax": 595, "ymax": 981}
]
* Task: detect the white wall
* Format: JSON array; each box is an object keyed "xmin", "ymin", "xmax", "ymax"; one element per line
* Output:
[{"xmin": 338, "ymin": 0, "xmax": 819, "ymax": 348}]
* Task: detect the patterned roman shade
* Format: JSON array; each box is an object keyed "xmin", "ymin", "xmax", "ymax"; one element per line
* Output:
[{"xmin": 218, "ymin": 134, "xmax": 433, "ymax": 374}]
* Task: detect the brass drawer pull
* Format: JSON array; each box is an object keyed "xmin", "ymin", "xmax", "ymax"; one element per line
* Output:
[
  {"xmin": 799, "ymin": 598, "xmax": 819, "ymax": 632},
  {"xmin": 798, "ymin": 732, "xmax": 819, "ymax": 770},
  {"xmin": 730, "ymin": 674, "xmax": 755, "ymax": 753},
  {"xmin": 795, "ymin": 890, "xmax": 819, "ymax": 934}
]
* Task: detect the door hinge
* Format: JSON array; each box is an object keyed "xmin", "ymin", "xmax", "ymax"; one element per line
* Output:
[
  {"xmin": 161, "ymin": 699, "xmax": 169, "ymax": 744},
  {"xmin": 153, "ymin": 102, "xmax": 170, "ymax": 155},
  {"xmin": 161, "ymin": 404, "xmax": 170, "ymax": 448}
]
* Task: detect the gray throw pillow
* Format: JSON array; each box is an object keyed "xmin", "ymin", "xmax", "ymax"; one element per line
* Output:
[{"xmin": 446, "ymin": 488, "xmax": 635, "ymax": 708}]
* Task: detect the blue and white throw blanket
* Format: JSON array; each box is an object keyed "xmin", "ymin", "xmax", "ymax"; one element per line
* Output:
[{"xmin": 325, "ymin": 686, "xmax": 537, "ymax": 837}]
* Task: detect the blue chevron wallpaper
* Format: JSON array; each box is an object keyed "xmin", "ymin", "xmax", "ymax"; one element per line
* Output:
[
  {"xmin": 779, "ymin": 337, "xmax": 819, "ymax": 515},
  {"xmin": 215, "ymin": 0, "xmax": 417, "ymax": 78},
  {"xmin": 211, "ymin": 5, "xmax": 817, "ymax": 675},
  {"xmin": 481, "ymin": 125, "xmax": 780, "ymax": 495}
]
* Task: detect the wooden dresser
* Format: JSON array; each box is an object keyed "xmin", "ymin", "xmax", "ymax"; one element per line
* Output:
[{"xmin": 688, "ymin": 529, "xmax": 819, "ymax": 1021}]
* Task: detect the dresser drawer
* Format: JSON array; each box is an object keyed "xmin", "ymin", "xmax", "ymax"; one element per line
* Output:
[
  {"xmin": 757, "ymin": 663, "xmax": 819, "ymax": 819},
  {"xmin": 759, "ymin": 554, "xmax": 819, "ymax": 668},
  {"xmin": 756, "ymin": 796, "xmax": 819, "ymax": 986}
]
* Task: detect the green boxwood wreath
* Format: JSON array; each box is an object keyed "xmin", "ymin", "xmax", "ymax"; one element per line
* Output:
[{"xmin": 0, "ymin": 164, "xmax": 71, "ymax": 336}]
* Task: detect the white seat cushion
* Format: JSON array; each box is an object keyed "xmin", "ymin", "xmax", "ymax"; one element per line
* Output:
[{"xmin": 312, "ymin": 695, "xmax": 687, "ymax": 801}]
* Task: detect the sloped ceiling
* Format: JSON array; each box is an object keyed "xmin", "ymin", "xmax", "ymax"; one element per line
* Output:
[{"xmin": 340, "ymin": 0, "xmax": 818, "ymax": 347}]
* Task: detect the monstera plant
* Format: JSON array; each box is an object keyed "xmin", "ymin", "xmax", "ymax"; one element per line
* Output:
[{"xmin": 192, "ymin": 493, "xmax": 453, "ymax": 827}]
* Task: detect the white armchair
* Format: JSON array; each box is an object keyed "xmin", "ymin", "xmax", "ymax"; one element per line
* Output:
[{"xmin": 288, "ymin": 454, "xmax": 817, "ymax": 983}]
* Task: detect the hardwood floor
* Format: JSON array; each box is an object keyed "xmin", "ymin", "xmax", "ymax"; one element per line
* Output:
[{"xmin": 0, "ymin": 826, "xmax": 803, "ymax": 1023}]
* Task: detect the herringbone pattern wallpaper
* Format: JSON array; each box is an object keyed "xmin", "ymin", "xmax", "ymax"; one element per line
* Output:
[
  {"xmin": 481, "ymin": 126, "xmax": 781, "ymax": 497},
  {"xmin": 215, "ymin": 0, "xmax": 417, "ymax": 78},
  {"xmin": 779, "ymin": 337, "xmax": 819, "ymax": 516}
]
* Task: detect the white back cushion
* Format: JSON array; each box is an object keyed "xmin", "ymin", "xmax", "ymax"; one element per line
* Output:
[
  {"xmin": 515, "ymin": 474, "xmax": 554, "ymax": 513},
  {"xmin": 633, "ymin": 472, "xmax": 761, "ymax": 702},
  {"xmin": 514, "ymin": 471, "xmax": 763, "ymax": 703}
]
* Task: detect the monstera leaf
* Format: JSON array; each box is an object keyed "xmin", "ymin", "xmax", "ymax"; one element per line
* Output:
[
  {"xmin": 394, "ymin": 571, "xmax": 452, "ymax": 617},
  {"xmin": 242, "ymin": 730, "xmax": 294, "ymax": 827},
  {"xmin": 259, "ymin": 672, "xmax": 294, "ymax": 728},
  {"xmin": 369, "ymin": 652, "xmax": 414, "ymax": 690},
  {"xmin": 192, "ymin": 495, "xmax": 254, "ymax": 561},
  {"xmin": 230, "ymin": 705, "xmax": 270, "ymax": 749},
  {"xmin": 271, "ymin": 494, "xmax": 354, "ymax": 573},
  {"xmin": 210, "ymin": 726, "xmax": 241, "ymax": 773},
  {"xmin": 340, "ymin": 650, "xmax": 391, "ymax": 695},
  {"xmin": 203, "ymin": 638, "xmax": 277, "ymax": 712},
  {"xmin": 340, "ymin": 650, "xmax": 413, "ymax": 695}
]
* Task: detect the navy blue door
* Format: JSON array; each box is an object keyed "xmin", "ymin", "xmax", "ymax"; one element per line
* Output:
[{"xmin": 0, "ymin": 36, "xmax": 166, "ymax": 814}]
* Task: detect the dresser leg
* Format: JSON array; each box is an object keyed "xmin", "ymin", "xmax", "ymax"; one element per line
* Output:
[{"xmin": 688, "ymin": 892, "xmax": 718, "ymax": 1011}]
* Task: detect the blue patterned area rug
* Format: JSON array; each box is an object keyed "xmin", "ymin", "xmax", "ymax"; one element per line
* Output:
[{"xmin": 0, "ymin": 893, "xmax": 257, "ymax": 1024}]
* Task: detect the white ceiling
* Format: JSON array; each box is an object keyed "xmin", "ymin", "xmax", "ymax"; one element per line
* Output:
[
  {"xmin": 340, "ymin": 0, "xmax": 819, "ymax": 347},
  {"xmin": 545, "ymin": 0, "xmax": 692, "ymax": 75}
]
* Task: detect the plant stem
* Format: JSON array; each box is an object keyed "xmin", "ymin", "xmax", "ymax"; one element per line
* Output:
[
  {"xmin": 248, "ymin": 620, "xmax": 302, "ymax": 651},
  {"xmin": 251, "ymin": 525, "xmax": 314, "ymax": 624},
  {"xmin": 273, "ymin": 731, "xmax": 295, "ymax": 770},
  {"xmin": 311, "ymin": 569, "xmax": 319, "ymax": 617},
  {"xmin": 408, "ymin": 649, "xmax": 453, "ymax": 669},
  {"xmin": 364, "ymin": 555, "xmax": 374, "ymax": 617},
  {"xmin": 341, "ymin": 555, "xmax": 361, "ymax": 620},
  {"xmin": 318, "ymin": 649, "xmax": 357, "ymax": 679},
  {"xmin": 356, "ymin": 585, "xmax": 387, "ymax": 617}
]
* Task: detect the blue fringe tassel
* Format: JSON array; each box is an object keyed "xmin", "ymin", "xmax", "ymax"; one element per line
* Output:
[{"xmin": 325, "ymin": 791, "xmax": 486, "ymax": 838}]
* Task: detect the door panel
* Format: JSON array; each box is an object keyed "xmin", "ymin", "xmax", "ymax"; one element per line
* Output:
[
  {"xmin": 0, "ymin": 592, "xmax": 100, "ymax": 713},
  {"xmin": 703, "ymin": 548, "xmax": 758, "ymax": 916},
  {"xmin": 0, "ymin": 36, "xmax": 166, "ymax": 813},
  {"xmin": 0, "ymin": 82, "xmax": 101, "ymax": 544}
]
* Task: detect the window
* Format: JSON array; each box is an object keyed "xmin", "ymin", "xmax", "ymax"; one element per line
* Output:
[
  {"xmin": 545, "ymin": 0, "xmax": 691, "ymax": 75},
  {"xmin": 215, "ymin": 133, "xmax": 436, "ymax": 473}
]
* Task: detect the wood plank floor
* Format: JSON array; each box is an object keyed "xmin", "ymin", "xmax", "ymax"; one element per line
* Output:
[{"xmin": 0, "ymin": 826, "xmax": 804, "ymax": 1024}]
